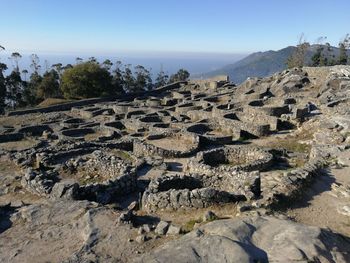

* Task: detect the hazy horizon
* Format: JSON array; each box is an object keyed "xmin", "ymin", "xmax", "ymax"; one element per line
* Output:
[{"xmin": 0, "ymin": 50, "xmax": 247, "ymax": 77}]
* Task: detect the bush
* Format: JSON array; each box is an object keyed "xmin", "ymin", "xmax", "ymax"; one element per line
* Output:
[{"xmin": 61, "ymin": 62, "xmax": 114, "ymax": 99}]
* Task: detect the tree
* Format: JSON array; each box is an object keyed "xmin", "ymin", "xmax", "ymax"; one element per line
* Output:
[
  {"xmin": 0, "ymin": 63, "xmax": 7, "ymax": 110},
  {"xmin": 102, "ymin": 59, "xmax": 113, "ymax": 71},
  {"xmin": 22, "ymin": 69, "xmax": 29, "ymax": 81},
  {"xmin": 287, "ymin": 34, "xmax": 310, "ymax": 68},
  {"xmin": 311, "ymin": 46, "xmax": 324, "ymax": 66},
  {"xmin": 23, "ymin": 72, "xmax": 42, "ymax": 106},
  {"xmin": 88, "ymin": 57, "xmax": 97, "ymax": 63},
  {"xmin": 311, "ymin": 37, "xmax": 327, "ymax": 66},
  {"xmin": 123, "ymin": 64, "xmax": 135, "ymax": 93},
  {"xmin": 52, "ymin": 63, "xmax": 63, "ymax": 81},
  {"xmin": 0, "ymin": 46, "xmax": 6, "ymax": 111},
  {"xmin": 63, "ymin": 64, "xmax": 73, "ymax": 70},
  {"xmin": 134, "ymin": 65, "xmax": 153, "ymax": 92},
  {"xmin": 169, "ymin": 68, "xmax": 190, "ymax": 83},
  {"xmin": 5, "ymin": 70, "xmax": 24, "ymax": 108},
  {"xmin": 112, "ymin": 61, "xmax": 124, "ymax": 94},
  {"xmin": 338, "ymin": 34, "xmax": 349, "ymax": 65},
  {"xmin": 44, "ymin": 60, "xmax": 50, "ymax": 72},
  {"xmin": 61, "ymin": 61, "xmax": 114, "ymax": 99},
  {"xmin": 36, "ymin": 70, "xmax": 60, "ymax": 100},
  {"xmin": 75, "ymin": 57, "xmax": 83, "ymax": 64},
  {"xmin": 9, "ymin": 52, "xmax": 22, "ymax": 72},
  {"xmin": 155, "ymin": 66, "xmax": 169, "ymax": 88},
  {"xmin": 30, "ymin": 54, "xmax": 41, "ymax": 74}
]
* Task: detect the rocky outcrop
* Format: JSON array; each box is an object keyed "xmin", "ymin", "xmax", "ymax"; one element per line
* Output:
[{"xmin": 136, "ymin": 216, "xmax": 350, "ymax": 263}]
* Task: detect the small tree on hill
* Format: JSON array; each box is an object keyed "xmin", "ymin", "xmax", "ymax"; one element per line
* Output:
[
  {"xmin": 169, "ymin": 68, "xmax": 190, "ymax": 83},
  {"xmin": 0, "ymin": 46, "xmax": 6, "ymax": 111},
  {"xmin": 5, "ymin": 70, "xmax": 24, "ymax": 108},
  {"xmin": 123, "ymin": 64, "xmax": 135, "ymax": 93},
  {"xmin": 9, "ymin": 52, "xmax": 22, "ymax": 72},
  {"xmin": 134, "ymin": 65, "xmax": 153, "ymax": 92},
  {"xmin": 36, "ymin": 70, "xmax": 60, "ymax": 100},
  {"xmin": 23, "ymin": 72, "xmax": 42, "ymax": 106},
  {"xmin": 287, "ymin": 34, "xmax": 310, "ymax": 68},
  {"xmin": 0, "ymin": 63, "xmax": 7, "ymax": 110},
  {"xmin": 155, "ymin": 66, "xmax": 169, "ymax": 88},
  {"xmin": 102, "ymin": 59, "xmax": 113, "ymax": 71},
  {"xmin": 30, "ymin": 54, "xmax": 41, "ymax": 74},
  {"xmin": 311, "ymin": 37, "xmax": 328, "ymax": 66},
  {"xmin": 112, "ymin": 61, "xmax": 125, "ymax": 94},
  {"xmin": 338, "ymin": 34, "xmax": 350, "ymax": 65}
]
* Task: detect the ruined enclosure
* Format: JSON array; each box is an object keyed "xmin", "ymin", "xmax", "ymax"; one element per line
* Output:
[
  {"xmin": 0, "ymin": 69, "xmax": 326, "ymax": 207},
  {"xmin": 1, "ymin": 66, "xmax": 350, "ymax": 262}
]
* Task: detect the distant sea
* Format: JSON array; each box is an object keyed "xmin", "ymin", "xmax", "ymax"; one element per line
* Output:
[{"xmin": 0, "ymin": 51, "xmax": 246, "ymax": 78}]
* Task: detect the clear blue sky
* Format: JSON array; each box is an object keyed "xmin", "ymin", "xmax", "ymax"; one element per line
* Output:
[{"xmin": 1, "ymin": 0, "xmax": 349, "ymax": 55}]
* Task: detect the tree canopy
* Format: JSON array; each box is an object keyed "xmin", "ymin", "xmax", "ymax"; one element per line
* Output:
[
  {"xmin": 61, "ymin": 61, "xmax": 114, "ymax": 99},
  {"xmin": 169, "ymin": 69, "xmax": 190, "ymax": 83}
]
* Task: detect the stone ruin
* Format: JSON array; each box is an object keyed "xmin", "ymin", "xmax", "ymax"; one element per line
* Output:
[
  {"xmin": 0, "ymin": 68, "xmax": 330, "ymax": 209},
  {"xmin": 1, "ymin": 66, "xmax": 350, "ymax": 262}
]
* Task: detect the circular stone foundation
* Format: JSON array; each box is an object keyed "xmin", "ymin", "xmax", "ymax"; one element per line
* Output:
[
  {"xmin": 186, "ymin": 145, "xmax": 273, "ymax": 174},
  {"xmin": 133, "ymin": 132, "xmax": 200, "ymax": 158},
  {"xmin": 186, "ymin": 123, "xmax": 233, "ymax": 145},
  {"xmin": 22, "ymin": 147, "xmax": 140, "ymax": 204},
  {"xmin": 59, "ymin": 127, "xmax": 120, "ymax": 142},
  {"xmin": 142, "ymin": 174, "xmax": 243, "ymax": 211}
]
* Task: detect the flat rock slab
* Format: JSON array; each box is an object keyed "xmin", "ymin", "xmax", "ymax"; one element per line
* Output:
[{"xmin": 135, "ymin": 216, "xmax": 350, "ymax": 263}]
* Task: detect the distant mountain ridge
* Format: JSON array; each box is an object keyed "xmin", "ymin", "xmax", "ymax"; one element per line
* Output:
[{"xmin": 199, "ymin": 45, "xmax": 350, "ymax": 84}]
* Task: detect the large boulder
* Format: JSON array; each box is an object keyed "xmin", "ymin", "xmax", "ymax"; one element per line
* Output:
[{"xmin": 135, "ymin": 216, "xmax": 350, "ymax": 263}]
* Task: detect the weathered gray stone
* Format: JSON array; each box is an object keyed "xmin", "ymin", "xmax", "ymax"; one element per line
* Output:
[
  {"xmin": 202, "ymin": 210, "xmax": 218, "ymax": 222},
  {"xmin": 50, "ymin": 181, "xmax": 79, "ymax": 200},
  {"xmin": 135, "ymin": 235, "xmax": 147, "ymax": 244},
  {"xmin": 166, "ymin": 224, "xmax": 181, "ymax": 235},
  {"xmin": 135, "ymin": 216, "xmax": 350, "ymax": 263},
  {"xmin": 155, "ymin": 221, "xmax": 169, "ymax": 235}
]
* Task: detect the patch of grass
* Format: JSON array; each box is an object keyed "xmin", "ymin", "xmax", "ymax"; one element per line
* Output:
[
  {"xmin": 182, "ymin": 218, "xmax": 202, "ymax": 233},
  {"xmin": 182, "ymin": 214, "xmax": 222, "ymax": 234},
  {"xmin": 291, "ymin": 157, "xmax": 307, "ymax": 168},
  {"xmin": 343, "ymin": 132, "xmax": 350, "ymax": 139},
  {"xmin": 0, "ymin": 137, "xmax": 39, "ymax": 151},
  {"xmin": 84, "ymin": 131, "xmax": 104, "ymax": 141},
  {"xmin": 38, "ymin": 98, "xmax": 74, "ymax": 107},
  {"xmin": 237, "ymin": 136, "xmax": 249, "ymax": 142},
  {"xmin": 77, "ymin": 173, "xmax": 104, "ymax": 185},
  {"xmin": 111, "ymin": 150, "xmax": 133, "ymax": 162},
  {"xmin": 269, "ymin": 138, "xmax": 311, "ymax": 154}
]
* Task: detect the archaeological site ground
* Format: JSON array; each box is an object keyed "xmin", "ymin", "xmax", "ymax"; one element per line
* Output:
[{"xmin": 1, "ymin": 66, "xmax": 350, "ymax": 262}]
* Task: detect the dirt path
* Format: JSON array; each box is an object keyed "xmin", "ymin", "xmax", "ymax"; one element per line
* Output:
[{"xmin": 286, "ymin": 149, "xmax": 350, "ymax": 237}]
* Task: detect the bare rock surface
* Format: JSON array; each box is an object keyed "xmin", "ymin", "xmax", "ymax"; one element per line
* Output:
[
  {"xmin": 1, "ymin": 66, "xmax": 350, "ymax": 262},
  {"xmin": 0, "ymin": 200, "xmax": 166, "ymax": 263},
  {"xmin": 136, "ymin": 216, "xmax": 350, "ymax": 263}
]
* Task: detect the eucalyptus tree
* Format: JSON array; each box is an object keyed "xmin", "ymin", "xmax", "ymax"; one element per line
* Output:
[
  {"xmin": 155, "ymin": 65, "xmax": 169, "ymax": 88},
  {"xmin": 134, "ymin": 65, "xmax": 152, "ymax": 92},
  {"xmin": 338, "ymin": 34, "xmax": 350, "ymax": 65},
  {"xmin": 169, "ymin": 68, "xmax": 190, "ymax": 83},
  {"xmin": 0, "ymin": 46, "xmax": 6, "ymax": 110},
  {"xmin": 112, "ymin": 60, "xmax": 124, "ymax": 94},
  {"xmin": 9, "ymin": 52, "xmax": 22, "ymax": 72},
  {"xmin": 122, "ymin": 64, "xmax": 135, "ymax": 93}
]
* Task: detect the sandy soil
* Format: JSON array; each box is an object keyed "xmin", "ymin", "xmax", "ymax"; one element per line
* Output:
[
  {"xmin": 148, "ymin": 137, "xmax": 194, "ymax": 151},
  {"xmin": 0, "ymin": 137, "xmax": 39, "ymax": 151},
  {"xmin": 286, "ymin": 149, "xmax": 350, "ymax": 237}
]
